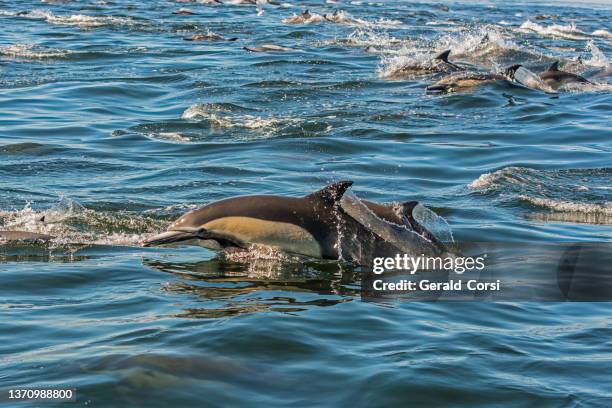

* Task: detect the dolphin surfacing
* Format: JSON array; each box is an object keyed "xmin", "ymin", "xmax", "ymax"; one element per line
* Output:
[
  {"xmin": 539, "ymin": 61, "xmax": 591, "ymax": 89},
  {"xmin": 0, "ymin": 231, "xmax": 54, "ymax": 243},
  {"xmin": 143, "ymin": 182, "xmax": 449, "ymax": 264}
]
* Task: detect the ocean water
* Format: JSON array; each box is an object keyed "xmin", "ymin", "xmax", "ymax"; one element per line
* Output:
[{"xmin": 1, "ymin": 0, "xmax": 611, "ymax": 406}]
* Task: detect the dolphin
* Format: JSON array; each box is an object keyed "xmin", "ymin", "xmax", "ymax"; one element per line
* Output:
[
  {"xmin": 184, "ymin": 33, "xmax": 238, "ymax": 41},
  {"xmin": 426, "ymin": 71, "xmax": 508, "ymax": 92},
  {"xmin": 539, "ymin": 61, "xmax": 591, "ymax": 89},
  {"xmin": 0, "ymin": 231, "xmax": 53, "ymax": 243},
  {"xmin": 385, "ymin": 49, "xmax": 464, "ymax": 79},
  {"xmin": 173, "ymin": 9, "xmax": 197, "ymax": 15},
  {"xmin": 504, "ymin": 64, "xmax": 557, "ymax": 93},
  {"xmin": 243, "ymin": 44, "xmax": 291, "ymax": 53},
  {"xmin": 282, "ymin": 10, "xmax": 324, "ymax": 24},
  {"xmin": 323, "ymin": 10, "xmax": 355, "ymax": 24},
  {"xmin": 143, "ymin": 181, "xmax": 448, "ymax": 264}
]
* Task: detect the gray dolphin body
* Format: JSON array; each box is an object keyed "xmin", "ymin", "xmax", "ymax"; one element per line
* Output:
[
  {"xmin": 426, "ymin": 71, "xmax": 508, "ymax": 92},
  {"xmin": 143, "ymin": 181, "xmax": 447, "ymax": 264},
  {"xmin": 0, "ymin": 231, "xmax": 53, "ymax": 243},
  {"xmin": 539, "ymin": 61, "xmax": 591, "ymax": 89},
  {"xmin": 387, "ymin": 50, "xmax": 464, "ymax": 79},
  {"xmin": 184, "ymin": 33, "xmax": 238, "ymax": 42}
]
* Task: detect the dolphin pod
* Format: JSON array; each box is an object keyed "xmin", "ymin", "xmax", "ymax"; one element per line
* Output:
[
  {"xmin": 427, "ymin": 57, "xmax": 601, "ymax": 93},
  {"xmin": 143, "ymin": 181, "xmax": 450, "ymax": 265}
]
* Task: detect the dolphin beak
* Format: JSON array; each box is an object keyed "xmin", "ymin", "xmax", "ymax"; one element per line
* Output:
[
  {"xmin": 426, "ymin": 84, "xmax": 451, "ymax": 93},
  {"xmin": 142, "ymin": 229, "xmax": 200, "ymax": 247}
]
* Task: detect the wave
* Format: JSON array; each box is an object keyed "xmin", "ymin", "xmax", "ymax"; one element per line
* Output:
[
  {"xmin": 469, "ymin": 167, "xmax": 612, "ymax": 224},
  {"xmin": 0, "ymin": 43, "xmax": 73, "ymax": 59},
  {"xmin": 518, "ymin": 196, "xmax": 612, "ymax": 216},
  {"xmin": 1, "ymin": 9, "xmax": 143, "ymax": 29},
  {"xmin": 518, "ymin": 20, "xmax": 589, "ymax": 41}
]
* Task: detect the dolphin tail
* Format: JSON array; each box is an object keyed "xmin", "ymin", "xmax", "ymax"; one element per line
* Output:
[{"xmin": 398, "ymin": 201, "xmax": 446, "ymax": 248}]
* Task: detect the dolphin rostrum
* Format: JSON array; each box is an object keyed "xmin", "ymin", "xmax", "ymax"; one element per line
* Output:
[{"xmin": 143, "ymin": 181, "xmax": 449, "ymax": 265}]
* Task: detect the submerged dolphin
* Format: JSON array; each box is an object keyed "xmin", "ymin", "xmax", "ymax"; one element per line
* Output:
[
  {"xmin": 539, "ymin": 61, "xmax": 591, "ymax": 89},
  {"xmin": 143, "ymin": 181, "xmax": 449, "ymax": 264},
  {"xmin": 243, "ymin": 44, "xmax": 291, "ymax": 53},
  {"xmin": 184, "ymin": 33, "xmax": 238, "ymax": 41}
]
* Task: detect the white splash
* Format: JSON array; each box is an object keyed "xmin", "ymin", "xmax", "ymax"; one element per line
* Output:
[
  {"xmin": 583, "ymin": 40, "xmax": 609, "ymax": 68},
  {"xmin": 437, "ymin": 26, "xmax": 519, "ymax": 59},
  {"xmin": 592, "ymin": 28, "xmax": 612, "ymax": 39},
  {"xmin": 0, "ymin": 198, "xmax": 166, "ymax": 247},
  {"xmin": 0, "ymin": 44, "xmax": 72, "ymax": 59},
  {"xmin": 2, "ymin": 9, "xmax": 138, "ymax": 28},
  {"xmin": 518, "ymin": 20, "xmax": 588, "ymax": 40}
]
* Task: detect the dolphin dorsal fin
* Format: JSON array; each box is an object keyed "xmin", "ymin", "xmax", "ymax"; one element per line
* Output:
[
  {"xmin": 547, "ymin": 61, "xmax": 560, "ymax": 71},
  {"xmin": 434, "ymin": 49, "xmax": 451, "ymax": 62},
  {"xmin": 503, "ymin": 64, "xmax": 522, "ymax": 78},
  {"xmin": 309, "ymin": 181, "xmax": 353, "ymax": 203},
  {"xmin": 400, "ymin": 201, "xmax": 419, "ymax": 214}
]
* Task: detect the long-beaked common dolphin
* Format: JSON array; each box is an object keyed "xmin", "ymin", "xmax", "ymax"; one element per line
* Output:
[
  {"xmin": 539, "ymin": 61, "xmax": 591, "ymax": 89},
  {"xmin": 384, "ymin": 50, "xmax": 464, "ymax": 79},
  {"xmin": 426, "ymin": 71, "xmax": 508, "ymax": 92},
  {"xmin": 0, "ymin": 231, "xmax": 53, "ymax": 242},
  {"xmin": 143, "ymin": 181, "xmax": 449, "ymax": 264}
]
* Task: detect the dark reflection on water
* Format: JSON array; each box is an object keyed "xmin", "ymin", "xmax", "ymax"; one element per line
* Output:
[{"xmin": 144, "ymin": 256, "xmax": 358, "ymax": 318}]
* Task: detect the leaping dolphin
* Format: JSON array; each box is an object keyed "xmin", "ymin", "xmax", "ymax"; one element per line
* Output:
[{"xmin": 143, "ymin": 181, "xmax": 449, "ymax": 265}]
